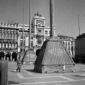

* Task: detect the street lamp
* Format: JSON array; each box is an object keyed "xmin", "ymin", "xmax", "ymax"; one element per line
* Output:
[
  {"xmin": 29, "ymin": 0, "xmax": 31, "ymax": 49},
  {"xmin": 77, "ymin": 14, "xmax": 85, "ymax": 36},
  {"xmin": 78, "ymin": 15, "xmax": 80, "ymax": 36},
  {"xmin": 22, "ymin": 0, "xmax": 25, "ymax": 51}
]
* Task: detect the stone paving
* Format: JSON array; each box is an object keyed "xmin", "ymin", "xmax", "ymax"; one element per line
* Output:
[{"xmin": 8, "ymin": 61, "xmax": 85, "ymax": 85}]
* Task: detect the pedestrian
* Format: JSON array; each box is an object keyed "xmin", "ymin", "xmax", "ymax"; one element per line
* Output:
[
  {"xmin": 63, "ymin": 65, "xmax": 66, "ymax": 71},
  {"xmin": 16, "ymin": 53, "xmax": 22, "ymax": 72}
]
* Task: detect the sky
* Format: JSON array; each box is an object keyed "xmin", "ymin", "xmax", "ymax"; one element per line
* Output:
[{"xmin": 0, "ymin": 0, "xmax": 85, "ymax": 38}]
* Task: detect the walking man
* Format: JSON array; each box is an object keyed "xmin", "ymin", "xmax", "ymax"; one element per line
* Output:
[{"xmin": 16, "ymin": 53, "xmax": 22, "ymax": 72}]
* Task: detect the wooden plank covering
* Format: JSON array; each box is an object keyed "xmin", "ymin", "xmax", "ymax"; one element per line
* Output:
[{"xmin": 34, "ymin": 37, "xmax": 75, "ymax": 73}]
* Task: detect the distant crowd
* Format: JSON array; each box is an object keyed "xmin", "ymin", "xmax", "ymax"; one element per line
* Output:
[{"xmin": 0, "ymin": 52, "xmax": 17, "ymax": 61}]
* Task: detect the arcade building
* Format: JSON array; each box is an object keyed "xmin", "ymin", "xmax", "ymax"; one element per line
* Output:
[
  {"xmin": 0, "ymin": 13, "xmax": 50, "ymax": 61},
  {"xmin": 0, "ymin": 13, "xmax": 75, "ymax": 61},
  {"xmin": 0, "ymin": 24, "xmax": 18, "ymax": 61}
]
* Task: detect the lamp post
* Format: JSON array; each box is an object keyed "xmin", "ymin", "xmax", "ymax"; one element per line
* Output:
[
  {"xmin": 29, "ymin": 0, "xmax": 31, "ymax": 49},
  {"xmin": 77, "ymin": 14, "xmax": 85, "ymax": 36},
  {"xmin": 22, "ymin": 0, "xmax": 25, "ymax": 51},
  {"xmin": 78, "ymin": 15, "xmax": 80, "ymax": 36}
]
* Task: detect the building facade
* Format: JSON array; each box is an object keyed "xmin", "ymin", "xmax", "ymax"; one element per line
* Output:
[
  {"xmin": 18, "ymin": 24, "xmax": 29, "ymax": 52},
  {"xmin": 57, "ymin": 34, "xmax": 75, "ymax": 57},
  {"xmin": 31, "ymin": 13, "xmax": 50, "ymax": 50},
  {"xmin": 0, "ymin": 13, "xmax": 76, "ymax": 62},
  {"xmin": 0, "ymin": 23, "xmax": 19, "ymax": 60},
  {"xmin": 0, "ymin": 13, "xmax": 50, "ymax": 60}
]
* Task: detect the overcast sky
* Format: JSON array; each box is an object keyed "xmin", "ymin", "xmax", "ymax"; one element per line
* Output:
[{"xmin": 0, "ymin": 0, "xmax": 85, "ymax": 38}]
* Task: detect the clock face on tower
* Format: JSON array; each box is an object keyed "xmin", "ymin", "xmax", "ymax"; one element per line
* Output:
[{"xmin": 36, "ymin": 19, "xmax": 44, "ymax": 27}]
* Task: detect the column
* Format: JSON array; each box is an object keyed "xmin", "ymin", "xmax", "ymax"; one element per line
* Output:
[
  {"xmin": 0, "ymin": 42, "xmax": 1, "ymax": 48},
  {"xmin": 0, "ymin": 29, "xmax": 1, "ymax": 39},
  {"xmin": 66, "ymin": 41, "xmax": 68, "ymax": 51},
  {"xmin": 9, "ymin": 42, "xmax": 11, "ymax": 48},
  {"xmin": 10, "ymin": 52, "xmax": 12, "ymax": 61},
  {"xmin": 72, "ymin": 41, "xmax": 75, "ymax": 57},
  {"xmin": 69, "ymin": 41, "xmax": 72, "ymax": 55}
]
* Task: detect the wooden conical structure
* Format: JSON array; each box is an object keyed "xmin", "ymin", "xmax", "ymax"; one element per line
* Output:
[{"xmin": 34, "ymin": 37, "xmax": 75, "ymax": 73}]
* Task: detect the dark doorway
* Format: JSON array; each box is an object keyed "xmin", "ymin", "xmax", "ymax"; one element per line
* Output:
[
  {"xmin": 12, "ymin": 52, "xmax": 17, "ymax": 61},
  {"xmin": 6, "ymin": 52, "xmax": 11, "ymax": 61},
  {"xmin": 0, "ymin": 51, "xmax": 4, "ymax": 60}
]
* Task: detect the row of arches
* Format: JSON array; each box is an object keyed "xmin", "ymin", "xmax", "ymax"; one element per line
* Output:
[{"xmin": 0, "ymin": 51, "xmax": 17, "ymax": 61}]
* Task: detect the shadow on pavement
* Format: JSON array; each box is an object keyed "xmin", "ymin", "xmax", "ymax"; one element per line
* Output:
[
  {"xmin": 73, "ymin": 75, "xmax": 85, "ymax": 77},
  {"xmin": 8, "ymin": 81, "xmax": 19, "ymax": 84},
  {"xmin": 26, "ymin": 69, "xmax": 41, "ymax": 73},
  {"xmin": 10, "ymin": 70, "xmax": 17, "ymax": 73}
]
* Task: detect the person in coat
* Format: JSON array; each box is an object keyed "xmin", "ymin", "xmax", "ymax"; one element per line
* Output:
[{"xmin": 16, "ymin": 53, "xmax": 22, "ymax": 72}]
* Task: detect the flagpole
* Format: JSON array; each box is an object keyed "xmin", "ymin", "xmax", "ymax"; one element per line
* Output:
[
  {"xmin": 50, "ymin": 0, "xmax": 54, "ymax": 37},
  {"xmin": 29, "ymin": 0, "xmax": 31, "ymax": 49},
  {"xmin": 23, "ymin": 0, "xmax": 24, "ymax": 51},
  {"xmin": 78, "ymin": 15, "xmax": 80, "ymax": 36}
]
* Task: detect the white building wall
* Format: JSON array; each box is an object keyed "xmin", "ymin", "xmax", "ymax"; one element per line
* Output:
[
  {"xmin": 25, "ymin": 37, "xmax": 29, "ymax": 46},
  {"xmin": 33, "ymin": 37, "xmax": 37, "ymax": 47}
]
